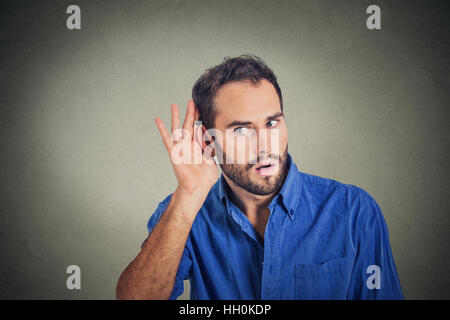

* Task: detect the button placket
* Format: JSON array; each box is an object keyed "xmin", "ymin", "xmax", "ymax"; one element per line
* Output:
[{"xmin": 260, "ymin": 206, "xmax": 282, "ymax": 299}]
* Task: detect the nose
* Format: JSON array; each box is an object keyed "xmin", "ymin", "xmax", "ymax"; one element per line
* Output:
[
  {"xmin": 257, "ymin": 129, "xmax": 268, "ymax": 156},
  {"xmin": 258, "ymin": 150, "xmax": 267, "ymax": 161}
]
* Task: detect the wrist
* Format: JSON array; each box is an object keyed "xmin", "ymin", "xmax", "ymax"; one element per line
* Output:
[
  {"xmin": 168, "ymin": 185, "xmax": 210, "ymax": 221},
  {"xmin": 175, "ymin": 183, "xmax": 212, "ymax": 199}
]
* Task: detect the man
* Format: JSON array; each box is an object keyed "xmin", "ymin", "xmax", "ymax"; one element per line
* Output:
[{"xmin": 116, "ymin": 54, "xmax": 404, "ymax": 300}]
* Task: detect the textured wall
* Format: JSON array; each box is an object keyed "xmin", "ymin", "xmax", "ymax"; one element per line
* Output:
[{"xmin": 0, "ymin": 0, "xmax": 448, "ymax": 299}]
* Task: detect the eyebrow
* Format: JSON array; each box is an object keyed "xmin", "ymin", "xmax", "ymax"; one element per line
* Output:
[{"xmin": 225, "ymin": 111, "xmax": 284, "ymax": 128}]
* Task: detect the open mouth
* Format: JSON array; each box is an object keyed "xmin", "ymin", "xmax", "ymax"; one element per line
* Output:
[
  {"xmin": 256, "ymin": 163, "xmax": 273, "ymax": 170},
  {"xmin": 255, "ymin": 161, "xmax": 278, "ymax": 176}
]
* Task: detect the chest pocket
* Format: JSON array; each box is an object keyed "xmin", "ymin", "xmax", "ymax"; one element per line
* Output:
[{"xmin": 295, "ymin": 257, "xmax": 353, "ymax": 300}]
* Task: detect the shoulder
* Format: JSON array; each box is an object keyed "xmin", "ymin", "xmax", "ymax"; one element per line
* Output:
[
  {"xmin": 300, "ymin": 171, "xmax": 374, "ymax": 203},
  {"xmin": 301, "ymin": 171, "xmax": 363, "ymax": 192},
  {"xmin": 299, "ymin": 171, "xmax": 379, "ymax": 221}
]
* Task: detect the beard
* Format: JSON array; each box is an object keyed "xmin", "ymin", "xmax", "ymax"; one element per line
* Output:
[{"xmin": 219, "ymin": 145, "xmax": 289, "ymax": 196}]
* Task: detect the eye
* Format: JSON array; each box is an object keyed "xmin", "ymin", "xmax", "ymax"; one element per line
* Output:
[
  {"xmin": 234, "ymin": 126, "xmax": 250, "ymax": 135},
  {"xmin": 266, "ymin": 120, "xmax": 279, "ymax": 128}
]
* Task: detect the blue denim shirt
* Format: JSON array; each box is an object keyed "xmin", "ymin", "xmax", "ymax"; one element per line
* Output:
[{"xmin": 145, "ymin": 153, "xmax": 404, "ymax": 299}]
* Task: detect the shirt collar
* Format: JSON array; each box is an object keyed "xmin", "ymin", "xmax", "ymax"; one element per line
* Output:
[{"xmin": 218, "ymin": 152, "xmax": 302, "ymax": 219}]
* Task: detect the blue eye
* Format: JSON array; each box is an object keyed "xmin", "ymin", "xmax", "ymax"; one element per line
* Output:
[
  {"xmin": 234, "ymin": 127, "xmax": 250, "ymax": 135},
  {"xmin": 266, "ymin": 120, "xmax": 278, "ymax": 128}
]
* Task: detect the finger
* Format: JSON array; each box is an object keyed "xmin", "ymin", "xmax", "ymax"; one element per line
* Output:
[
  {"xmin": 171, "ymin": 104, "xmax": 183, "ymax": 142},
  {"xmin": 194, "ymin": 120, "xmax": 203, "ymax": 149},
  {"xmin": 171, "ymin": 104, "xmax": 181, "ymax": 133},
  {"xmin": 154, "ymin": 117, "xmax": 173, "ymax": 151},
  {"xmin": 194, "ymin": 105, "xmax": 200, "ymax": 122},
  {"xmin": 182, "ymin": 100, "xmax": 195, "ymax": 140},
  {"xmin": 194, "ymin": 106, "xmax": 202, "ymax": 143},
  {"xmin": 194, "ymin": 119, "xmax": 202, "ymax": 144}
]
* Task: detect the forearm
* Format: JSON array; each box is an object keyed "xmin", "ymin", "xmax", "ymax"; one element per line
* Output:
[{"xmin": 116, "ymin": 187, "xmax": 207, "ymax": 300}]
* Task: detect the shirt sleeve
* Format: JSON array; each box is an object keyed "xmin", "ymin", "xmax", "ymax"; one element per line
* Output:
[
  {"xmin": 347, "ymin": 193, "xmax": 404, "ymax": 299},
  {"xmin": 141, "ymin": 193, "xmax": 193, "ymax": 300}
]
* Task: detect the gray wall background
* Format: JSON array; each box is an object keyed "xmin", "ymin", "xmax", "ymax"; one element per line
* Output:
[{"xmin": 0, "ymin": 0, "xmax": 449, "ymax": 299}]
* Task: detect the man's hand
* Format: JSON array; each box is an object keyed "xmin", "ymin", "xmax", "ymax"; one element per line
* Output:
[
  {"xmin": 116, "ymin": 101, "xmax": 218, "ymax": 300},
  {"xmin": 154, "ymin": 100, "xmax": 219, "ymax": 196}
]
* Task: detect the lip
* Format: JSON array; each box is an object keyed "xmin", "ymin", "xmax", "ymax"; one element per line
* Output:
[{"xmin": 254, "ymin": 161, "xmax": 279, "ymax": 176}]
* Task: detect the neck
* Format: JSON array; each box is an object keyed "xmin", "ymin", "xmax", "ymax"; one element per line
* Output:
[{"xmin": 222, "ymin": 175, "xmax": 277, "ymax": 217}]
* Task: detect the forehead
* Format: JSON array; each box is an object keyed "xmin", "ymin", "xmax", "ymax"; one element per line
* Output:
[{"xmin": 213, "ymin": 79, "xmax": 281, "ymax": 125}]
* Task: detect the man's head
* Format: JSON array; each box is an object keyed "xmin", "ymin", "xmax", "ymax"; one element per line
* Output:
[{"xmin": 192, "ymin": 54, "xmax": 289, "ymax": 195}]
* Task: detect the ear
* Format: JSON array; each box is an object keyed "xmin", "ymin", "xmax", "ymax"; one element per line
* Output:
[
  {"xmin": 194, "ymin": 105, "xmax": 216, "ymax": 157},
  {"xmin": 196, "ymin": 124, "xmax": 216, "ymax": 158}
]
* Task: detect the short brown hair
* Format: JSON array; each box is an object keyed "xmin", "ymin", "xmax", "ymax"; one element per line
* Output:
[{"xmin": 192, "ymin": 54, "xmax": 283, "ymax": 129}]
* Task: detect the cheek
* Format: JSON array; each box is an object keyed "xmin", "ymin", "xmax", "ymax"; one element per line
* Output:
[
  {"xmin": 279, "ymin": 121, "xmax": 288, "ymax": 137},
  {"xmin": 221, "ymin": 133, "xmax": 253, "ymax": 163},
  {"xmin": 269, "ymin": 126, "xmax": 288, "ymax": 155},
  {"xmin": 280, "ymin": 127, "xmax": 288, "ymax": 148}
]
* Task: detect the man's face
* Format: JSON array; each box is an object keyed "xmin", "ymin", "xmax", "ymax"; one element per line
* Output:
[{"xmin": 210, "ymin": 79, "xmax": 289, "ymax": 195}]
